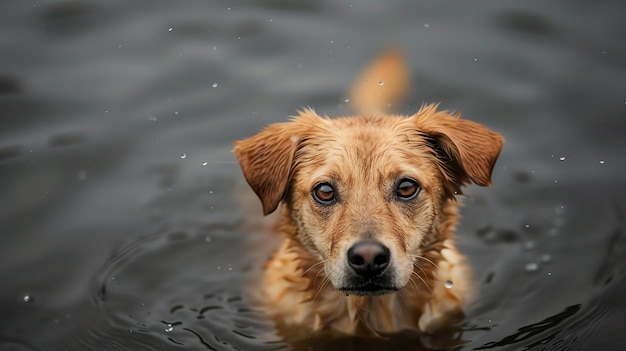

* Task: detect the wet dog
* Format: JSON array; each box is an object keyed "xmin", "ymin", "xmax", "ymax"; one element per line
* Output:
[{"xmin": 233, "ymin": 50, "xmax": 503, "ymax": 335}]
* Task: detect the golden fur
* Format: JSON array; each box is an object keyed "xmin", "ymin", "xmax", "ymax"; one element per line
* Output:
[{"xmin": 233, "ymin": 50, "xmax": 504, "ymax": 336}]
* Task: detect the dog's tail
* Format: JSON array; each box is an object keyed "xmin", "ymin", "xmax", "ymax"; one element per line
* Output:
[{"xmin": 348, "ymin": 48, "xmax": 410, "ymax": 114}]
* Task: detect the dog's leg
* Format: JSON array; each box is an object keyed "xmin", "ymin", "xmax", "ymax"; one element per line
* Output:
[{"xmin": 418, "ymin": 239, "xmax": 473, "ymax": 333}]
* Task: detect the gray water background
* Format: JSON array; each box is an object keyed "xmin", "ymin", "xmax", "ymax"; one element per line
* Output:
[{"xmin": 1, "ymin": 0, "xmax": 625, "ymax": 350}]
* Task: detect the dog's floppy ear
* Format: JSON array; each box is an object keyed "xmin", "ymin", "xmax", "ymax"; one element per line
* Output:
[
  {"xmin": 232, "ymin": 122, "xmax": 302, "ymax": 216},
  {"xmin": 413, "ymin": 104, "xmax": 504, "ymax": 191}
]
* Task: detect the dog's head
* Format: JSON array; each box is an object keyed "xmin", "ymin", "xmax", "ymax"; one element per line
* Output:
[{"xmin": 233, "ymin": 105, "xmax": 503, "ymax": 296}]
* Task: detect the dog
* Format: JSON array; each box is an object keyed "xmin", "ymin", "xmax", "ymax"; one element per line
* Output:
[{"xmin": 233, "ymin": 50, "xmax": 504, "ymax": 336}]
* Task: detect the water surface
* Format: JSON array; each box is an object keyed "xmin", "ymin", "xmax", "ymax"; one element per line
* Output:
[{"xmin": 1, "ymin": 0, "xmax": 625, "ymax": 350}]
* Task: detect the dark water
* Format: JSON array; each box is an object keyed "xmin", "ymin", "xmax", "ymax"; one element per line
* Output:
[{"xmin": 1, "ymin": 0, "xmax": 625, "ymax": 350}]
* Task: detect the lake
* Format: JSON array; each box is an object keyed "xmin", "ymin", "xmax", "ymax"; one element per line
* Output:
[{"xmin": 1, "ymin": 0, "xmax": 625, "ymax": 350}]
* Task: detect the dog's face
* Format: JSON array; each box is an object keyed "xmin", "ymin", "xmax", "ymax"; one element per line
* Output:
[{"xmin": 234, "ymin": 105, "xmax": 503, "ymax": 296}]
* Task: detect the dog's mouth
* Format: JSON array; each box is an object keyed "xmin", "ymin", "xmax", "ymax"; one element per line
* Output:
[
  {"xmin": 340, "ymin": 284, "xmax": 399, "ymax": 296},
  {"xmin": 337, "ymin": 264, "xmax": 400, "ymax": 296}
]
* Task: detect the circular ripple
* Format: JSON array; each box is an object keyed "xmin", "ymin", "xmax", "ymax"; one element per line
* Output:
[{"xmin": 87, "ymin": 227, "xmax": 283, "ymax": 350}]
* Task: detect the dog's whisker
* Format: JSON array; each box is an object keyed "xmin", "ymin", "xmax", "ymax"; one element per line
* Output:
[
  {"xmin": 311, "ymin": 276, "xmax": 333, "ymax": 305},
  {"xmin": 405, "ymin": 275, "xmax": 421, "ymax": 297},
  {"xmin": 355, "ymin": 297, "xmax": 372, "ymax": 314},
  {"xmin": 304, "ymin": 260, "xmax": 328, "ymax": 288},
  {"xmin": 328, "ymin": 293, "xmax": 348, "ymax": 321},
  {"xmin": 351, "ymin": 298, "xmax": 378, "ymax": 335},
  {"xmin": 410, "ymin": 269, "xmax": 432, "ymax": 291},
  {"xmin": 311, "ymin": 268, "xmax": 326, "ymax": 288},
  {"xmin": 300, "ymin": 260, "xmax": 327, "ymax": 279},
  {"xmin": 411, "ymin": 254, "xmax": 438, "ymax": 269},
  {"xmin": 406, "ymin": 274, "xmax": 420, "ymax": 293},
  {"xmin": 414, "ymin": 263, "xmax": 430, "ymax": 280}
]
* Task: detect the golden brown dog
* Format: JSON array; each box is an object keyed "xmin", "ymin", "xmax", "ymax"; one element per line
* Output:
[{"xmin": 233, "ymin": 50, "xmax": 503, "ymax": 336}]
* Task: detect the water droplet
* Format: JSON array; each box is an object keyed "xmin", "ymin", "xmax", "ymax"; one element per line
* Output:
[
  {"xmin": 174, "ymin": 111, "xmax": 179, "ymax": 115},
  {"xmin": 559, "ymin": 157, "xmax": 566, "ymax": 161},
  {"xmin": 164, "ymin": 324, "xmax": 173, "ymax": 332},
  {"xmin": 168, "ymin": 27, "xmax": 173, "ymax": 32},
  {"xmin": 378, "ymin": 81, "xmax": 385, "ymax": 86},
  {"xmin": 424, "ymin": 23, "xmax": 430, "ymax": 28},
  {"xmin": 444, "ymin": 280, "xmax": 453, "ymax": 289},
  {"xmin": 554, "ymin": 205, "xmax": 565, "ymax": 215},
  {"xmin": 77, "ymin": 170, "xmax": 87, "ymax": 181},
  {"xmin": 180, "ymin": 153, "xmax": 187, "ymax": 159},
  {"xmin": 524, "ymin": 224, "xmax": 530, "ymax": 229},
  {"xmin": 525, "ymin": 262, "xmax": 539, "ymax": 272},
  {"xmin": 212, "ymin": 83, "xmax": 218, "ymax": 88},
  {"xmin": 23, "ymin": 294, "xmax": 33, "ymax": 303},
  {"xmin": 599, "ymin": 160, "xmax": 605, "ymax": 164},
  {"xmin": 344, "ymin": 98, "xmax": 350, "ymax": 103},
  {"xmin": 547, "ymin": 272, "xmax": 552, "ymax": 276},
  {"xmin": 202, "ymin": 161, "xmax": 208, "ymax": 166},
  {"xmin": 541, "ymin": 254, "xmax": 552, "ymax": 263},
  {"xmin": 474, "ymin": 58, "xmax": 478, "ymax": 62},
  {"xmin": 523, "ymin": 241, "xmax": 535, "ymax": 250},
  {"xmin": 330, "ymin": 40, "xmax": 334, "ymax": 44}
]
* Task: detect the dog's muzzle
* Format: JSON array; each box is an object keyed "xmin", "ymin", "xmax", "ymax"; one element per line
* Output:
[{"xmin": 340, "ymin": 240, "xmax": 398, "ymax": 296}]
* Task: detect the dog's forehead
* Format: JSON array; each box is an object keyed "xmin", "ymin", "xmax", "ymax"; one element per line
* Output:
[{"xmin": 297, "ymin": 115, "xmax": 431, "ymax": 183}]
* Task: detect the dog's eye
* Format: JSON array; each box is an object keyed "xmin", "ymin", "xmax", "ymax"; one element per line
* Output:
[
  {"xmin": 396, "ymin": 178, "xmax": 420, "ymax": 200},
  {"xmin": 312, "ymin": 183, "xmax": 336, "ymax": 205}
]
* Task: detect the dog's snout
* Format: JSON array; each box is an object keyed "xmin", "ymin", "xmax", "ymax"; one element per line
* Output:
[{"xmin": 347, "ymin": 241, "xmax": 390, "ymax": 276}]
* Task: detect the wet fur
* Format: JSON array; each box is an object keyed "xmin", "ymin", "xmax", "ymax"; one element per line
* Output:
[{"xmin": 233, "ymin": 51, "xmax": 503, "ymax": 335}]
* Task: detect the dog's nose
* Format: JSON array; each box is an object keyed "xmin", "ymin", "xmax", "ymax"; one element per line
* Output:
[{"xmin": 347, "ymin": 240, "xmax": 390, "ymax": 276}]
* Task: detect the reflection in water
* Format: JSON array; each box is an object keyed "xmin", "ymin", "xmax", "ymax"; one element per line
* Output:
[
  {"xmin": 286, "ymin": 327, "xmax": 467, "ymax": 351},
  {"xmin": 474, "ymin": 305, "xmax": 580, "ymax": 350}
]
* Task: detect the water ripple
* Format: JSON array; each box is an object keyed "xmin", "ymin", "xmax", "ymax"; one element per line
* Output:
[{"xmin": 88, "ymin": 226, "xmax": 283, "ymax": 350}]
